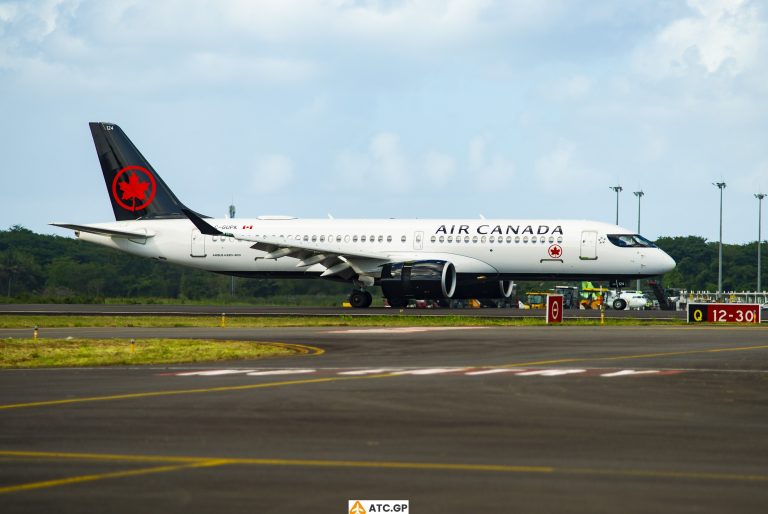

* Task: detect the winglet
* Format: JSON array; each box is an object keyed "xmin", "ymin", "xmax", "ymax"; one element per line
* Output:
[{"xmin": 182, "ymin": 208, "xmax": 223, "ymax": 236}]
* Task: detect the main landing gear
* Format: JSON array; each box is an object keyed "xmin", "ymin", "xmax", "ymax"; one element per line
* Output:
[{"xmin": 349, "ymin": 290, "xmax": 373, "ymax": 308}]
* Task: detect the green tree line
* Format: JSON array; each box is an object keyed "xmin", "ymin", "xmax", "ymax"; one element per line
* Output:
[
  {"xmin": 0, "ymin": 226, "xmax": 764, "ymax": 303},
  {"xmin": 0, "ymin": 226, "xmax": 347, "ymax": 304}
]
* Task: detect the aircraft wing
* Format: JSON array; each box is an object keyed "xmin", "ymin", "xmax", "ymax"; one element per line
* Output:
[
  {"xmin": 51, "ymin": 223, "xmax": 155, "ymax": 240},
  {"xmin": 240, "ymin": 234, "xmax": 391, "ymax": 278},
  {"xmin": 182, "ymin": 209, "xmax": 389, "ymax": 278}
]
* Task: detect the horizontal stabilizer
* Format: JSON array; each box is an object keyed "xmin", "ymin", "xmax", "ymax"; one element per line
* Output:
[
  {"xmin": 181, "ymin": 208, "xmax": 223, "ymax": 236},
  {"xmin": 51, "ymin": 223, "xmax": 155, "ymax": 239}
]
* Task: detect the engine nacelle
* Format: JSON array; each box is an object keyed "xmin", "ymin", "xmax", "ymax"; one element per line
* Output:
[
  {"xmin": 452, "ymin": 279, "xmax": 515, "ymax": 299},
  {"xmin": 380, "ymin": 260, "xmax": 456, "ymax": 299}
]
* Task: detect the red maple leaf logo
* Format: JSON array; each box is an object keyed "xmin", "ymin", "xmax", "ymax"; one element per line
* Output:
[
  {"xmin": 118, "ymin": 172, "xmax": 150, "ymax": 202},
  {"xmin": 548, "ymin": 244, "xmax": 562, "ymax": 258}
]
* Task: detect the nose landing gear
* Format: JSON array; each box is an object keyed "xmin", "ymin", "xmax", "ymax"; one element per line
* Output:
[{"xmin": 349, "ymin": 290, "xmax": 373, "ymax": 308}]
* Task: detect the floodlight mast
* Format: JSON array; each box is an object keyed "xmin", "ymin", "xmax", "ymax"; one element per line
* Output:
[
  {"xmin": 634, "ymin": 190, "xmax": 644, "ymax": 290},
  {"xmin": 609, "ymin": 186, "xmax": 623, "ymax": 225},
  {"xmin": 713, "ymin": 182, "xmax": 726, "ymax": 299},
  {"xmin": 756, "ymin": 193, "xmax": 766, "ymax": 293}
]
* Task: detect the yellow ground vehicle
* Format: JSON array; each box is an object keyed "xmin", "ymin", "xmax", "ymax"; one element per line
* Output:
[
  {"xmin": 523, "ymin": 292, "xmax": 550, "ymax": 309},
  {"xmin": 579, "ymin": 282, "xmax": 605, "ymax": 310}
]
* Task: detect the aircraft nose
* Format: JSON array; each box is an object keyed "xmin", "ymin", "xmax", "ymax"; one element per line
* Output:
[{"xmin": 659, "ymin": 251, "xmax": 676, "ymax": 274}]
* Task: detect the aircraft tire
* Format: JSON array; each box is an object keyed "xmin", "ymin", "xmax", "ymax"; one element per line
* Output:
[
  {"xmin": 612, "ymin": 298, "xmax": 627, "ymax": 310},
  {"xmin": 349, "ymin": 290, "xmax": 372, "ymax": 308}
]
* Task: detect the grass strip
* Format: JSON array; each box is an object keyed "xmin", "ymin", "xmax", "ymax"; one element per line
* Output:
[
  {"xmin": 0, "ymin": 339, "xmax": 299, "ymax": 368},
  {"xmin": 0, "ymin": 314, "xmax": 686, "ymax": 329}
]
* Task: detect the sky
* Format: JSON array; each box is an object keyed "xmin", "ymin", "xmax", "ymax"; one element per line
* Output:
[{"xmin": 1, "ymin": 0, "xmax": 767, "ymax": 243}]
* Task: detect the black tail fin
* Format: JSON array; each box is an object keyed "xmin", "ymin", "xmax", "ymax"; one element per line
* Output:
[{"xmin": 90, "ymin": 122, "xmax": 192, "ymax": 221}]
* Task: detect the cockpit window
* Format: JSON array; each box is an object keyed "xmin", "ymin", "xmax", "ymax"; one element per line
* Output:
[{"xmin": 607, "ymin": 234, "xmax": 657, "ymax": 248}]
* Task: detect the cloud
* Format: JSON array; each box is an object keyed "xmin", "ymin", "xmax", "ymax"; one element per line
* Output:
[
  {"xmin": 534, "ymin": 139, "xmax": 607, "ymax": 192},
  {"xmin": 185, "ymin": 52, "xmax": 319, "ymax": 84},
  {"xmin": 546, "ymin": 74, "xmax": 593, "ymax": 101},
  {"xmin": 732, "ymin": 159, "xmax": 768, "ymax": 194},
  {"xmin": 336, "ymin": 132, "xmax": 409, "ymax": 192},
  {"xmin": 251, "ymin": 154, "xmax": 294, "ymax": 193},
  {"xmin": 633, "ymin": 0, "xmax": 766, "ymax": 78},
  {"xmin": 422, "ymin": 151, "xmax": 456, "ymax": 187},
  {"xmin": 336, "ymin": 132, "xmax": 458, "ymax": 192},
  {"xmin": 467, "ymin": 135, "xmax": 515, "ymax": 190}
]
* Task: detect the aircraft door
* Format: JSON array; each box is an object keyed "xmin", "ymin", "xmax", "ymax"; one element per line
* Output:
[
  {"xmin": 580, "ymin": 231, "xmax": 598, "ymax": 260},
  {"xmin": 413, "ymin": 231, "xmax": 424, "ymax": 250},
  {"xmin": 191, "ymin": 229, "xmax": 206, "ymax": 257}
]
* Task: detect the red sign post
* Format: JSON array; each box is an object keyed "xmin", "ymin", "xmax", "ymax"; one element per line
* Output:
[{"xmin": 546, "ymin": 295, "xmax": 564, "ymax": 324}]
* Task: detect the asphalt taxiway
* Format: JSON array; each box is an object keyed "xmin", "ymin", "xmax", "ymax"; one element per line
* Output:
[
  {"xmin": 0, "ymin": 303, "xmax": 685, "ymax": 319},
  {"xmin": 1, "ymin": 325, "xmax": 767, "ymax": 513}
]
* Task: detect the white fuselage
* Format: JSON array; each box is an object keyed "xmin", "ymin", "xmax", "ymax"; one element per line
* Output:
[{"xmin": 73, "ymin": 217, "xmax": 676, "ymax": 281}]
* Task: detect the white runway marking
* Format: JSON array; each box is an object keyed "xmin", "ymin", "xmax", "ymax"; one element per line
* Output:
[
  {"xmin": 338, "ymin": 368, "xmax": 405, "ymax": 375},
  {"xmin": 465, "ymin": 368, "xmax": 526, "ymax": 376},
  {"xmin": 600, "ymin": 370, "xmax": 660, "ymax": 377},
  {"xmin": 324, "ymin": 327, "xmax": 487, "ymax": 334},
  {"xmin": 245, "ymin": 369, "xmax": 316, "ymax": 376},
  {"xmin": 392, "ymin": 368, "xmax": 464, "ymax": 375},
  {"xmin": 515, "ymin": 369, "xmax": 586, "ymax": 377},
  {"xmin": 168, "ymin": 367, "xmax": 683, "ymax": 379},
  {"xmin": 176, "ymin": 369, "xmax": 258, "ymax": 376}
]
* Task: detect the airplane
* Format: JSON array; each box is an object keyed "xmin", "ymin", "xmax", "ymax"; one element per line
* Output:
[{"xmin": 52, "ymin": 122, "xmax": 676, "ymax": 308}]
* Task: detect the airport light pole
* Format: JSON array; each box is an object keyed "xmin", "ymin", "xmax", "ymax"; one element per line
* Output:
[
  {"xmin": 634, "ymin": 190, "xmax": 644, "ymax": 290},
  {"xmin": 713, "ymin": 182, "xmax": 726, "ymax": 299},
  {"xmin": 229, "ymin": 203, "xmax": 236, "ymax": 297},
  {"xmin": 609, "ymin": 186, "xmax": 623, "ymax": 225},
  {"xmin": 756, "ymin": 193, "xmax": 766, "ymax": 292}
]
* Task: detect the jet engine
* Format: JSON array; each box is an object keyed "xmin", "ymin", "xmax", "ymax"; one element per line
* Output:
[
  {"xmin": 452, "ymin": 279, "xmax": 515, "ymax": 299},
  {"xmin": 380, "ymin": 260, "xmax": 456, "ymax": 300}
]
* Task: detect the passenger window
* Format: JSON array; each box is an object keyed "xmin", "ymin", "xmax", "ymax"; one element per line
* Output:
[
  {"xmin": 464, "ymin": 236, "xmax": 470, "ymax": 243},
  {"xmin": 387, "ymin": 235, "xmax": 393, "ymax": 243},
  {"xmin": 303, "ymin": 235, "xmax": 309, "ymax": 242},
  {"xmin": 337, "ymin": 235, "xmax": 343, "ymax": 242},
  {"xmin": 311, "ymin": 235, "xmax": 317, "ymax": 242},
  {"xmin": 439, "ymin": 236, "xmax": 445, "ymax": 243},
  {"xmin": 361, "ymin": 235, "xmax": 366, "ymax": 242},
  {"xmin": 447, "ymin": 236, "xmax": 453, "ymax": 243},
  {"xmin": 378, "ymin": 236, "xmax": 383, "ymax": 243},
  {"xmin": 548, "ymin": 236, "xmax": 554, "ymax": 243},
  {"xmin": 540, "ymin": 236, "xmax": 545, "ymax": 243},
  {"xmin": 472, "ymin": 236, "xmax": 478, "ymax": 243},
  {"xmin": 344, "ymin": 235, "xmax": 350, "ymax": 243},
  {"xmin": 523, "ymin": 236, "xmax": 529, "ymax": 243},
  {"xmin": 481, "ymin": 236, "xmax": 487, "ymax": 243},
  {"xmin": 320, "ymin": 235, "xmax": 325, "ymax": 242},
  {"xmin": 352, "ymin": 235, "xmax": 358, "ymax": 243},
  {"xmin": 557, "ymin": 236, "xmax": 563, "ymax": 243},
  {"xmin": 401, "ymin": 235, "xmax": 407, "ymax": 243},
  {"xmin": 489, "ymin": 236, "xmax": 495, "ymax": 243},
  {"xmin": 430, "ymin": 236, "xmax": 436, "ymax": 243}
]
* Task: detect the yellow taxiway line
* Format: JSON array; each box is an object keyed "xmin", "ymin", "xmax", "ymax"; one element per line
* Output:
[{"xmin": 0, "ymin": 450, "xmax": 766, "ymax": 495}]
